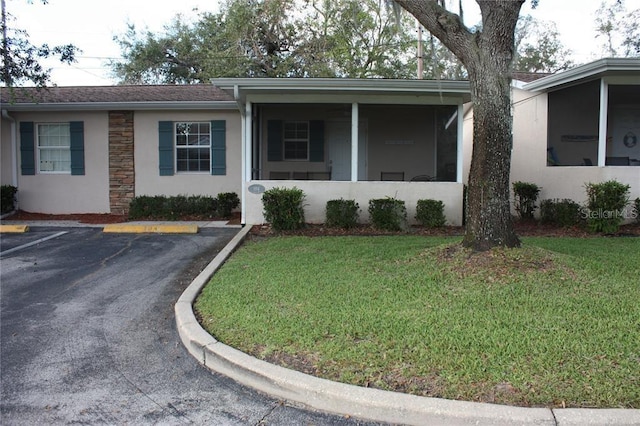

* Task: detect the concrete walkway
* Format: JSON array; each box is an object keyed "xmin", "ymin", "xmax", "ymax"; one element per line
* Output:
[{"xmin": 175, "ymin": 225, "xmax": 640, "ymax": 426}]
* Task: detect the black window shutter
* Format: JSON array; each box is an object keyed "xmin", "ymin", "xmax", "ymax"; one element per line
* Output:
[
  {"xmin": 211, "ymin": 120, "xmax": 226, "ymax": 175},
  {"xmin": 267, "ymin": 120, "xmax": 283, "ymax": 161},
  {"xmin": 309, "ymin": 120, "xmax": 324, "ymax": 162},
  {"xmin": 70, "ymin": 121, "xmax": 85, "ymax": 175},
  {"xmin": 158, "ymin": 121, "xmax": 174, "ymax": 176},
  {"xmin": 19, "ymin": 121, "xmax": 35, "ymax": 175}
]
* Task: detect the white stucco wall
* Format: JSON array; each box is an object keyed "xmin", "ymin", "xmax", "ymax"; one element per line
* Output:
[
  {"xmin": 243, "ymin": 181, "xmax": 464, "ymax": 226},
  {"xmin": 511, "ymin": 87, "xmax": 549, "ymax": 186},
  {"xmin": 11, "ymin": 111, "xmax": 110, "ymax": 214},
  {"xmin": 133, "ymin": 110, "xmax": 242, "ymax": 198}
]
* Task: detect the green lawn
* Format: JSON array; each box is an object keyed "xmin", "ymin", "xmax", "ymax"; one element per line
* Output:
[{"xmin": 194, "ymin": 236, "xmax": 640, "ymax": 408}]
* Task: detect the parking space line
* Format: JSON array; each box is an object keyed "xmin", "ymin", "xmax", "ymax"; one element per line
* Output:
[{"xmin": 0, "ymin": 231, "xmax": 68, "ymax": 257}]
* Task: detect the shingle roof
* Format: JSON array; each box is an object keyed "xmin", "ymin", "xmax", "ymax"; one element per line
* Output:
[
  {"xmin": 511, "ymin": 72, "xmax": 553, "ymax": 83},
  {"xmin": 0, "ymin": 84, "xmax": 234, "ymax": 104}
]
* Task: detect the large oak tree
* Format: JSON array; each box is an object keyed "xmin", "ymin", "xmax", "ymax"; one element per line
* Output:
[{"xmin": 395, "ymin": 0, "xmax": 525, "ymax": 250}]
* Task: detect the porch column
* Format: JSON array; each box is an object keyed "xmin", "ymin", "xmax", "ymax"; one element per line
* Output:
[
  {"xmin": 351, "ymin": 103, "xmax": 359, "ymax": 182},
  {"xmin": 244, "ymin": 101, "xmax": 252, "ymax": 181},
  {"xmin": 598, "ymin": 79, "xmax": 608, "ymax": 167},
  {"xmin": 241, "ymin": 101, "xmax": 252, "ymax": 225},
  {"xmin": 457, "ymin": 104, "xmax": 463, "ymax": 183}
]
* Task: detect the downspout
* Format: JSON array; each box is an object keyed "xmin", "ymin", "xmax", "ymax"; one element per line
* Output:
[{"xmin": 2, "ymin": 109, "xmax": 19, "ymax": 190}]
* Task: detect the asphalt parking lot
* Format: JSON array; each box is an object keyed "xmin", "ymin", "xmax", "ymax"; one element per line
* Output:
[{"xmin": 0, "ymin": 227, "xmax": 383, "ymax": 425}]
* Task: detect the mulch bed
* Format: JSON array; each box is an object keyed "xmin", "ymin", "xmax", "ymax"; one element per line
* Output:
[
  {"xmin": 250, "ymin": 220, "xmax": 640, "ymax": 238},
  {"xmin": 3, "ymin": 210, "xmax": 639, "ymax": 237},
  {"xmin": 2, "ymin": 211, "xmax": 128, "ymax": 224}
]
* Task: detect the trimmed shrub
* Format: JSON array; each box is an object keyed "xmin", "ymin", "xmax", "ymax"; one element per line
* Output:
[
  {"xmin": 167, "ymin": 195, "xmax": 191, "ymax": 219},
  {"xmin": 192, "ymin": 195, "xmax": 218, "ymax": 216},
  {"xmin": 512, "ymin": 181, "xmax": 541, "ymax": 220},
  {"xmin": 262, "ymin": 187, "xmax": 305, "ymax": 231},
  {"xmin": 128, "ymin": 194, "xmax": 237, "ymax": 220},
  {"xmin": 128, "ymin": 195, "xmax": 166, "ymax": 220},
  {"xmin": 216, "ymin": 192, "xmax": 240, "ymax": 218},
  {"xmin": 326, "ymin": 199, "xmax": 359, "ymax": 228},
  {"xmin": 368, "ymin": 197, "xmax": 408, "ymax": 231},
  {"xmin": 416, "ymin": 199, "xmax": 446, "ymax": 228},
  {"xmin": 540, "ymin": 199, "xmax": 583, "ymax": 227},
  {"xmin": 1, "ymin": 185, "xmax": 18, "ymax": 214},
  {"xmin": 584, "ymin": 180, "xmax": 630, "ymax": 233}
]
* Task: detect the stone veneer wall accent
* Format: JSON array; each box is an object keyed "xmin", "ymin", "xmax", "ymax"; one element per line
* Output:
[{"xmin": 108, "ymin": 111, "xmax": 135, "ymax": 215}]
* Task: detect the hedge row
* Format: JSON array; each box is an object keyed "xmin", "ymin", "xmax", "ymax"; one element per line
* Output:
[
  {"xmin": 516, "ymin": 179, "xmax": 638, "ymax": 233},
  {"xmin": 128, "ymin": 193, "xmax": 239, "ymax": 220},
  {"xmin": 261, "ymin": 187, "xmax": 446, "ymax": 231}
]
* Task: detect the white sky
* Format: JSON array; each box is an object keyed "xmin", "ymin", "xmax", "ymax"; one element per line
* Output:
[{"xmin": 5, "ymin": 0, "xmax": 617, "ymax": 86}]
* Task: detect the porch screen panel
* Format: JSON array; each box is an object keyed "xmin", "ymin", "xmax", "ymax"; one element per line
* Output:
[
  {"xmin": 309, "ymin": 120, "xmax": 324, "ymax": 162},
  {"xmin": 267, "ymin": 120, "xmax": 283, "ymax": 161},
  {"xmin": 436, "ymin": 106, "xmax": 458, "ymax": 182},
  {"xmin": 547, "ymin": 80, "xmax": 600, "ymax": 166}
]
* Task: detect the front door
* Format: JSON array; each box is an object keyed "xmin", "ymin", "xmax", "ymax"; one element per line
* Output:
[{"xmin": 327, "ymin": 121, "xmax": 367, "ymax": 181}]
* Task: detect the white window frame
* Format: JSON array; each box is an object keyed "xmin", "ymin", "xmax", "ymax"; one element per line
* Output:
[
  {"xmin": 36, "ymin": 123, "xmax": 71, "ymax": 174},
  {"xmin": 283, "ymin": 121, "xmax": 310, "ymax": 161},
  {"xmin": 175, "ymin": 122, "xmax": 211, "ymax": 173}
]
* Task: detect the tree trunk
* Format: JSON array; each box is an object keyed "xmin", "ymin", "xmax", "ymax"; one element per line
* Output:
[
  {"xmin": 394, "ymin": 0, "xmax": 524, "ymax": 250},
  {"xmin": 464, "ymin": 60, "xmax": 520, "ymax": 250}
]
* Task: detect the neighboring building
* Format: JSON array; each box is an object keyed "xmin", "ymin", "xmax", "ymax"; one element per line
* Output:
[
  {"xmin": 1, "ymin": 58, "xmax": 638, "ymax": 225},
  {"xmin": 509, "ymin": 58, "xmax": 640, "ymax": 210}
]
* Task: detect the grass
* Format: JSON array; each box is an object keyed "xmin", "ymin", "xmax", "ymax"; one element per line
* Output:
[{"xmin": 194, "ymin": 236, "xmax": 640, "ymax": 408}]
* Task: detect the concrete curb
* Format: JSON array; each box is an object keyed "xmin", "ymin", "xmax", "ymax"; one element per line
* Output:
[
  {"xmin": 0, "ymin": 224, "xmax": 29, "ymax": 233},
  {"xmin": 103, "ymin": 224, "xmax": 199, "ymax": 234},
  {"xmin": 175, "ymin": 226, "xmax": 640, "ymax": 426}
]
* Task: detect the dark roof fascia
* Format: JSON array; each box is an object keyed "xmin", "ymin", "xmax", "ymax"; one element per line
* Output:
[
  {"xmin": 1, "ymin": 101, "xmax": 237, "ymax": 112},
  {"xmin": 522, "ymin": 58, "xmax": 640, "ymax": 92}
]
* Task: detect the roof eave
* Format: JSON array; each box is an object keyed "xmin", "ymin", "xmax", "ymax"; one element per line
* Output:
[
  {"xmin": 213, "ymin": 78, "xmax": 471, "ymax": 98},
  {"xmin": 523, "ymin": 58, "xmax": 640, "ymax": 92}
]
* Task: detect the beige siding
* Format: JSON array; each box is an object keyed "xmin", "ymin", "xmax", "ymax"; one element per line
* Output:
[
  {"xmin": 133, "ymin": 110, "xmax": 242, "ymax": 198},
  {"xmin": 12, "ymin": 111, "xmax": 110, "ymax": 214}
]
